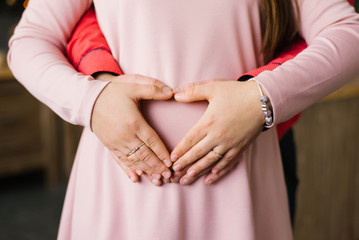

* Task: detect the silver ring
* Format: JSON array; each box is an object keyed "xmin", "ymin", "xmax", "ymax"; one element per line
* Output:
[
  {"xmin": 212, "ymin": 150, "xmax": 223, "ymax": 160},
  {"xmin": 127, "ymin": 143, "xmax": 145, "ymax": 157}
]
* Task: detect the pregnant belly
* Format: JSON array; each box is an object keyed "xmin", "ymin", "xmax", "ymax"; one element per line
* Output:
[{"xmin": 141, "ymin": 99, "xmax": 208, "ymax": 151}]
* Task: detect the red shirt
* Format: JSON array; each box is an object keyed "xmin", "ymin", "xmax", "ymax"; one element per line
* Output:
[{"xmin": 66, "ymin": 1, "xmax": 354, "ymax": 139}]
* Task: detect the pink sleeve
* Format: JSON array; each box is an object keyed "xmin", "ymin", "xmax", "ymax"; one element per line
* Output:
[
  {"xmin": 254, "ymin": 0, "xmax": 359, "ymax": 126},
  {"xmin": 7, "ymin": 0, "xmax": 109, "ymax": 128}
]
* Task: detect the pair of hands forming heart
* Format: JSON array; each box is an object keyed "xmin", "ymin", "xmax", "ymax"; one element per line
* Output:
[{"xmin": 92, "ymin": 73, "xmax": 265, "ymax": 186}]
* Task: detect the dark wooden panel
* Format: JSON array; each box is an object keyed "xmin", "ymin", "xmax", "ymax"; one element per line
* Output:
[
  {"xmin": 294, "ymin": 97, "xmax": 359, "ymax": 240},
  {"xmin": 0, "ymin": 71, "xmax": 61, "ymax": 186}
]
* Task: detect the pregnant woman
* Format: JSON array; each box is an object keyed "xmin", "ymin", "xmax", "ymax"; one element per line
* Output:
[{"xmin": 8, "ymin": 0, "xmax": 359, "ymax": 239}]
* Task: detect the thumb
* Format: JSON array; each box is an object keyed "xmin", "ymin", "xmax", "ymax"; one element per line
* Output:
[
  {"xmin": 129, "ymin": 76, "xmax": 173, "ymax": 100},
  {"xmin": 174, "ymin": 82, "xmax": 213, "ymax": 102}
]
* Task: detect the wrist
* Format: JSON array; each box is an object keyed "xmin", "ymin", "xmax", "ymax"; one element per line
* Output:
[
  {"xmin": 250, "ymin": 79, "xmax": 273, "ymax": 127},
  {"xmin": 93, "ymin": 72, "xmax": 118, "ymax": 81}
]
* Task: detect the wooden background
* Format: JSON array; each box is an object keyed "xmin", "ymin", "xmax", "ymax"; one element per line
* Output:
[{"xmin": 293, "ymin": 78, "xmax": 359, "ymax": 240}]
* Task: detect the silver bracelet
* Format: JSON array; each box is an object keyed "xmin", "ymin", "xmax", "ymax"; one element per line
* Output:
[{"xmin": 252, "ymin": 80, "xmax": 273, "ymax": 126}]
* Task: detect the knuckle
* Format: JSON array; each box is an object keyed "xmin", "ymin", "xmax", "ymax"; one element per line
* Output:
[
  {"xmin": 125, "ymin": 118, "xmax": 140, "ymax": 131},
  {"xmin": 226, "ymin": 151, "xmax": 237, "ymax": 160},
  {"xmin": 191, "ymin": 148, "xmax": 204, "ymax": 158},
  {"xmin": 128, "ymin": 156, "xmax": 141, "ymax": 166},
  {"xmin": 104, "ymin": 135, "xmax": 122, "ymax": 150},
  {"xmin": 148, "ymin": 78, "xmax": 159, "ymax": 86},
  {"xmin": 136, "ymin": 148, "xmax": 152, "ymax": 164},
  {"xmin": 216, "ymin": 128, "xmax": 227, "ymax": 138},
  {"xmin": 187, "ymin": 84, "xmax": 195, "ymax": 96},
  {"xmin": 223, "ymin": 157, "xmax": 232, "ymax": 165},
  {"xmin": 148, "ymin": 79, "xmax": 160, "ymax": 92},
  {"xmin": 142, "ymin": 134, "xmax": 158, "ymax": 150}
]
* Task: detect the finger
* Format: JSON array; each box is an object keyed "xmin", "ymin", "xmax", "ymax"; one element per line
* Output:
[
  {"xmin": 135, "ymin": 169, "xmax": 143, "ymax": 176},
  {"xmin": 211, "ymin": 148, "xmax": 239, "ymax": 174},
  {"xmin": 170, "ymin": 120, "xmax": 207, "ymax": 163},
  {"xmin": 127, "ymin": 141, "xmax": 172, "ymax": 181},
  {"xmin": 110, "ymin": 151, "xmax": 140, "ymax": 183},
  {"xmin": 171, "ymin": 171, "xmax": 185, "ymax": 183},
  {"xmin": 171, "ymin": 165, "xmax": 191, "ymax": 183},
  {"xmin": 179, "ymin": 148, "xmax": 224, "ymax": 185},
  {"xmin": 127, "ymin": 76, "xmax": 173, "ymax": 100},
  {"xmin": 187, "ymin": 148, "xmax": 224, "ymax": 176},
  {"xmin": 114, "ymin": 74, "xmax": 169, "ymax": 88},
  {"xmin": 134, "ymin": 172, "xmax": 163, "ymax": 186},
  {"xmin": 172, "ymin": 137, "xmax": 215, "ymax": 172},
  {"xmin": 136, "ymin": 122, "xmax": 172, "ymax": 168},
  {"xmin": 178, "ymin": 164, "xmax": 213, "ymax": 185},
  {"xmin": 204, "ymin": 158, "xmax": 239, "ymax": 185},
  {"xmin": 173, "ymin": 82, "xmax": 214, "ymax": 102},
  {"xmin": 125, "ymin": 141, "xmax": 164, "ymax": 183}
]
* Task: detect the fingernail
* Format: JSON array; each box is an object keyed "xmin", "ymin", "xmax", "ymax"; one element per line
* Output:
[
  {"xmin": 164, "ymin": 159, "xmax": 172, "ymax": 167},
  {"xmin": 170, "ymin": 154, "xmax": 178, "ymax": 162},
  {"xmin": 174, "ymin": 93, "xmax": 185, "ymax": 100},
  {"xmin": 130, "ymin": 175, "xmax": 137, "ymax": 182},
  {"xmin": 163, "ymin": 178, "xmax": 169, "ymax": 183},
  {"xmin": 135, "ymin": 169, "xmax": 143, "ymax": 176},
  {"xmin": 152, "ymin": 173, "xmax": 161, "ymax": 179},
  {"xmin": 162, "ymin": 87, "xmax": 172, "ymax": 94},
  {"xmin": 162, "ymin": 171, "xmax": 171, "ymax": 179},
  {"xmin": 173, "ymin": 164, "xmax": 182, "ymax": 172},
  {"xmin": 212, "ymin": 168, "xmax": 219, "ymax": 174},
  {"xmin": 205, "ymin": 179, "xmax": 213, "ymax": 185},
  {"xmin": 188, "ymin": 169, "xmax": 196, "ymax": 177},
  {"xmin": 152, "ymin": 179, "xmax": 159, "ymax": 185},
  {"xmin": 181, "ymin": 178, "xmax": 189, "ymax": 185}
]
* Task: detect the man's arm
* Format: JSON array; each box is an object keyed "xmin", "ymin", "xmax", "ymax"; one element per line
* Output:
[
  {"xmin": 66, "ymin": 6, "xmax": 308, "ymax": 140},
  {"xmin": 66, "ymin": 6, "xmax": 122, "ymax": 76}
]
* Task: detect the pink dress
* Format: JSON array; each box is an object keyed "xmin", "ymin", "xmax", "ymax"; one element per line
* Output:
[{"xmin": 8, "ymin": 0, "xmax": 359, "ymax": 239}]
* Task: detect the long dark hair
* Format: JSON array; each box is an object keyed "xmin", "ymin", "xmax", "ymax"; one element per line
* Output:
[{"xmin": 261, "ymin": 0, "xmax": 299, "ymax": 62}]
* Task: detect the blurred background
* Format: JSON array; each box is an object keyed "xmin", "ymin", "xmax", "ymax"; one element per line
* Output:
[{"xmin": 0, "ymin": 0, "xmax": 359, "ymax": 239}]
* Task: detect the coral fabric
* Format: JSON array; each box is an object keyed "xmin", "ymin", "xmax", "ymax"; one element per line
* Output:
[
  {"xmin": 8, "ymin": 0, "xmax": 359, "ymax": 239},
  {"xmin": 66, "ymin": 7, "xmax": 123, "ymax": 76}
]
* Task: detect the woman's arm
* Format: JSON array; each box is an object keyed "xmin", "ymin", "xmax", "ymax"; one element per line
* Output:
[
  {"xmin": 8, "ymin": 0, "xmax": 173, "ymax": 186},
  {"xmin": 255, "ymin": 0, "xmax": 359, "ymax": 126},
  {"xmin": 8, "ymin": 0, "xmax": 103, "ymax": 128},
  {"xmin": 238, "ymin": 39, "xmax": 308, "ymax": 140}
]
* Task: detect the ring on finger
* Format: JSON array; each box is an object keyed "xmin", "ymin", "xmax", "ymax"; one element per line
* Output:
[
  {"xmin": 212, "ymin": 150, "xmax": 223, "ymax": 160},
  {"xmin": 127, "ymin": 142, "xmax": 145, "ymax": 157}
]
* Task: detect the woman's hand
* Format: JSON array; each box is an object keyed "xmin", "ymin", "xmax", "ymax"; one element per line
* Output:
[
  {"xmin": 92, "ymin": 73, "xmax": 173, "ymax": 186},
  {"xmin": 170, "ymin": 80, "xmax": 266, "ymax": 185}
]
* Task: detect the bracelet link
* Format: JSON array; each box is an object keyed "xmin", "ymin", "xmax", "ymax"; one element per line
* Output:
[{"xmin": 254, "ymin": 82, "xmax": 273, "ymax": 126}]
